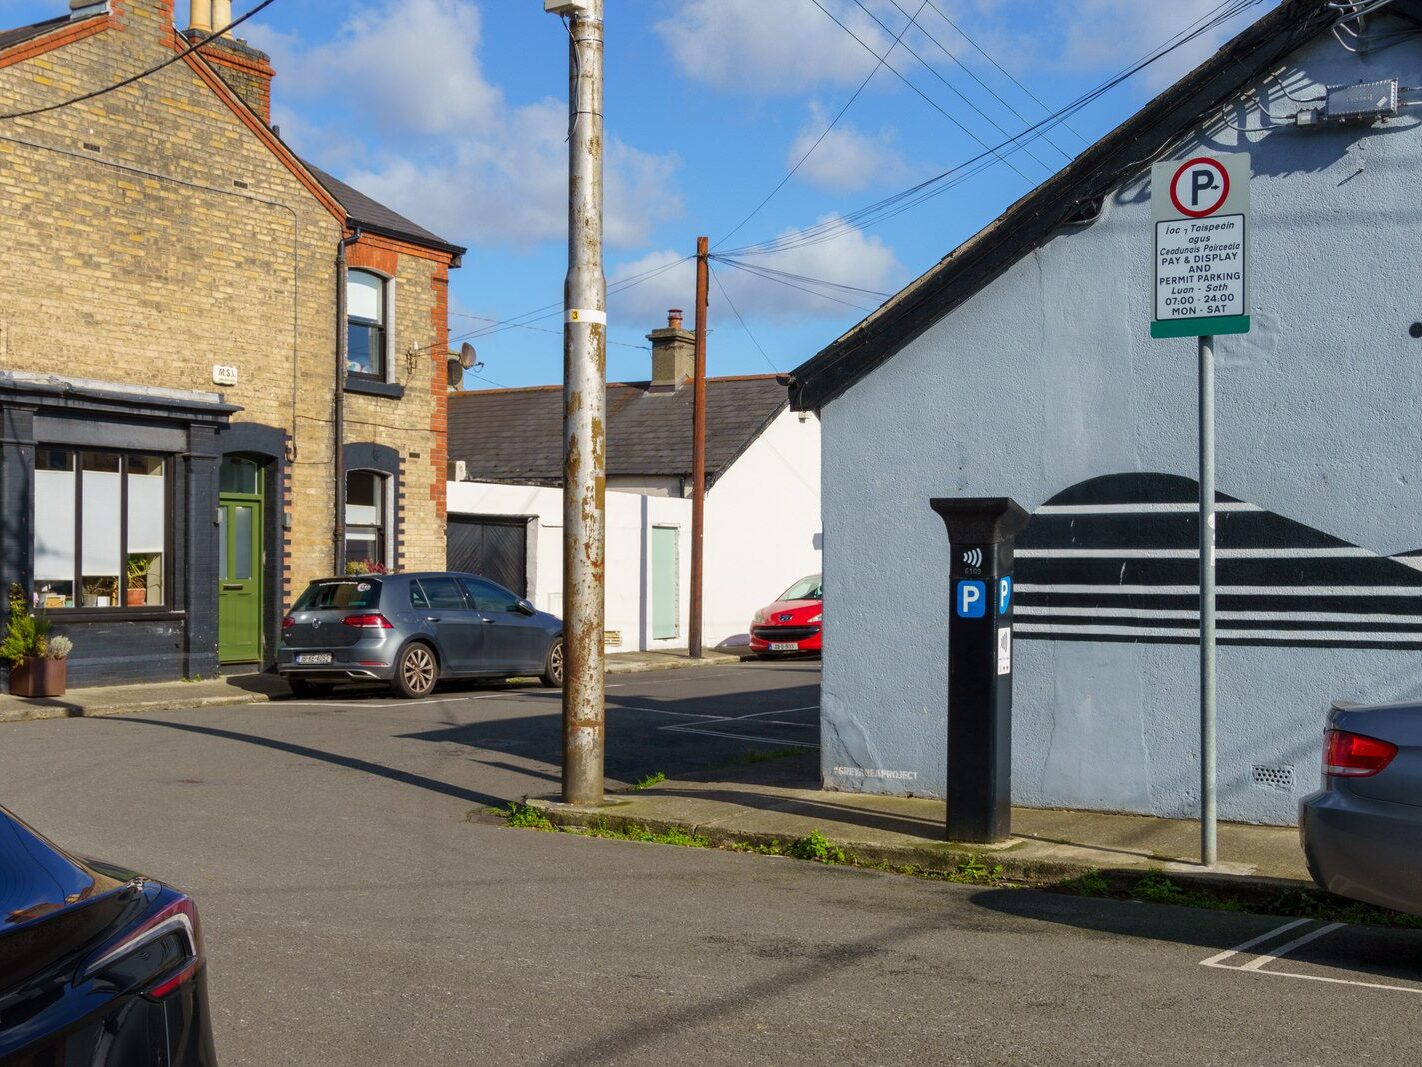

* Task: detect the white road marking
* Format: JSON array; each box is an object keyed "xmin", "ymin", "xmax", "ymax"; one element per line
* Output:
[
  {"xmin": 1216, "ymin": 967, "xmax": 1422, "ymax": 995},
  {"xmin": 1237, "ymin": 922, "xmax": 1346, "ymax": 972},
  {"xmin": 614, "ymin": 706, "xmax": 726, "ymax": 720},
  {"xmin": 1198, "ymin": 919, "xmax": 1312, "ymax": 967}
]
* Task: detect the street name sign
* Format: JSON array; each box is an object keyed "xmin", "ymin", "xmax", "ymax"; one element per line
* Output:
[{"xmin": 1150, "ymin": 153, "xmax": 1250, "ymax": 338}]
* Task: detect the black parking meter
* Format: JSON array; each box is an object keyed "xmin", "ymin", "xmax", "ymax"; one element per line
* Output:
[{"xmin": 931, "ymin": 497, "xmax": 1030, "ymax": 844}]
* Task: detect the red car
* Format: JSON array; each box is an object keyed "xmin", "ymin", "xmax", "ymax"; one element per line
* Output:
[{"xmin": 749, "ymin": 574, "xmax": 823, "ymax": 656}]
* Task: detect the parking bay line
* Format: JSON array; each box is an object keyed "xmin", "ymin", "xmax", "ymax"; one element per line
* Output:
[
  {"xmin": 659, "ymin": 723, "xmax": 820, "ymax": 749},
  {"xmin": 1201, "ymin": 920, "xmax": 1422, "ymax": 995}
]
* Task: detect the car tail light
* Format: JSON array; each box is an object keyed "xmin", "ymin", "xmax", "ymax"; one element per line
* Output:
[
  {"xmin": 85, "ymin": 893, "xmax": 204, "ymax": 1000},
  {"xmin": 1323, "ymin": 728, "xmax": 1397, "ymax": 778},
  {"xmin": 342, "ymin": 613, "xmax": 393, "ymax": 629},
  {"xmin": 282, "ymin": 615, "xmax": 295, "ymax": 629}
]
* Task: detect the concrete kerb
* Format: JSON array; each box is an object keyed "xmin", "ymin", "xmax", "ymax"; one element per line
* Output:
[{"xmin": 524, "ymin": 796, "xmax": 1321, "ymax": 910}]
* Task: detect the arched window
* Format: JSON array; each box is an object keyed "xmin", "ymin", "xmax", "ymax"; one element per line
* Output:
[
  {"xmin": 347, "ymin": 270, "xmax": 387, "ymax": 380},
  {"xmin": 345, "ymin": 469, "xmax": 389, "ymax": 568}
]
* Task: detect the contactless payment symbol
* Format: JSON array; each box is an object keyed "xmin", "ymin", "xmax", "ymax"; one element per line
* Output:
[
  {"xmin": 1169, "ymin": 157, "xmax": 1230, "ymax": 218},
  {"xmin": 956, "ymin": 580, "xmax": 986, "ymax": 618}
]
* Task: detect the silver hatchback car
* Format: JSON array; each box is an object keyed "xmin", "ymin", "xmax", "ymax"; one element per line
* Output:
[
  {"xmin": 1300, "ymin": 699, "xmax": 1422, "ymax": 917},
  {"xmin": 278, "ymin": 572, "xmax": 564, "ymax": 698}
]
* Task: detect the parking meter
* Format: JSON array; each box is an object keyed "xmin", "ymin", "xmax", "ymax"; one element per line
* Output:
[{"xmin": 931, "ymin": 497, "xmax": 1030, "ymax": 844}]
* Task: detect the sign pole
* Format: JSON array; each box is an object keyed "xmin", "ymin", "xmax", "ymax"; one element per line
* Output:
[
  {"xmin": 1199, "ymin": 333, "xmax": 1217, "ymax": 868},
  {"xmin": 1152, "ymin": 152, "xmax": 1247, "ymax": 868}
]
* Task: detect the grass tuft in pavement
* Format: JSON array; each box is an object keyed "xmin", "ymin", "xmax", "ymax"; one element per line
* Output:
[
  {"xmin": 497, "ymin": 801, "xmax": 556, "ymax": 832},
  {"xmin": 630, "ymin": 771, "xmax": 666, "ymax": 791}
]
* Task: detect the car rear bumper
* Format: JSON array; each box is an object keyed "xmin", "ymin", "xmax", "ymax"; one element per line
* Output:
[
  {"xmin": 277, "ymin": 643, "xmax": 395, "ymax": 681},
  {"xmin": 1299, "ymin": 787, "xmax": 1422, "ymax": 916}
]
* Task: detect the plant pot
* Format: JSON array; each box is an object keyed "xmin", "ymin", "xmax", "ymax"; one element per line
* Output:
[
  {"xmin": 126, "ymin": 586, "xmax": 146, "ymax": 606},
  {"xmin": 9, "ymin": 656, "xmax": 67, "ymax": 698}
]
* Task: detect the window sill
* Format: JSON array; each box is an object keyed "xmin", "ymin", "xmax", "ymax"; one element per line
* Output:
[
  {"xmin": 49, "ymin": 608, "xmax": 187, "ymax": 623},
  {"xmin": 345, "ymin": 379, "xmax": 405, "ymax": 400}
]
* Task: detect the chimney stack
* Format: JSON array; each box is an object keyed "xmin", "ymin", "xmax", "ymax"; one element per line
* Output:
[
  {"xmin": 184, "ymin": 0, "xmax": 276, "ymax": 123},
  {"xmin": 647, "ymin": 309, "xmax": 694, "ymax": 391}
]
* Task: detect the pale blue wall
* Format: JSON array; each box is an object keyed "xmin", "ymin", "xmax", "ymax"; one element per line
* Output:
[{"xmin": 818, "ymin": 27, "xmax": 1422, "ymax": 824}]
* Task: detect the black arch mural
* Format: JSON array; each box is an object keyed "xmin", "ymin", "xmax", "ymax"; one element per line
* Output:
[{"xmin": 1015, "ymin": 473, "xmax": 1422, "ymax": 650}]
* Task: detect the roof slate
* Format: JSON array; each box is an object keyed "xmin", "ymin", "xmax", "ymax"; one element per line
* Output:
[
  {"xmin": 0, "ymin": 13, "xmax": 84, "ymax": 52},
  {"xmin": 303, "ymin": 161, "xmax": 466, "ymax": 259},
  {"xmin": 448, "ymin": 376, "xmax": 790, "ymax": 486}
]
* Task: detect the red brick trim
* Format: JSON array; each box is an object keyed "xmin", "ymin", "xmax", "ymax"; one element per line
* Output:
[
  {"xmin": 0, "ymin": 15, "xmax": 115, "ymax": 70},
  {"xmin": 348, "ymin": 230, "xmax": 459, "ymax": 268},
  {"xmin": 347, "ymin": 240, "xmax": 399, "ymax": 276},
  {"xmin": 430, "ymin": 265, "xmax": 451, "ymax": 525}
]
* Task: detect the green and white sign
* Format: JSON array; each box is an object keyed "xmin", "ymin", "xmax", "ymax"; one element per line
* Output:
[{"xmin": 1151, "ymin": 152, "xmax": 1250, "ymax": 339}]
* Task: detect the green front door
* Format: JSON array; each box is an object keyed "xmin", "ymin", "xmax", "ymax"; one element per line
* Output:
[
  {"xmin": 218, "ymin": 458, "xmax": 264, "ymax": 664},
  {"xmin": 651, "ymin": 526, "xmax": 679, "ymax": 641}
]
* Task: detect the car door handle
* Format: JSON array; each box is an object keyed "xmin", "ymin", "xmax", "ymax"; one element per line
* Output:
[
  {"xmin": 425, "ymin": 616, "xmax": 441, "ymax": 623},
  {"xmin": 481, "ymin": 618, "xmax": 497, "ymax": 625}
]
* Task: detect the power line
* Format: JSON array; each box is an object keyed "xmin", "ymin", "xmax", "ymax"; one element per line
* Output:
[
  {"xmin": 805, "ymin": 0, "xmax": 1035, "ymax": 186},
  {"xmin": 722, "ymin": 0, "xmax": 1261, "ymax": 259},
  {"xmin": 709, "ymin": 264, "xmax": 780, "ymax": 375},
  {"xmin": 0, "ymin": 0, "xmax": 280, "ymax": 121},
  {"xmin": 712, "ymin": 0, "xmax": 930, "ymax": 250},
  {"xmin": 923, "ymin": 0, "xmax": 1089, "ymax": 147},
  {"xmin": 849, "ymin": 0, "xmax": 1057, "ymax": 175},
  {"xmin": 713, "ymin": 257, "xmax": 881, "ymax": 313},
  {"xmin": 882, "ymin": 0, "xmax": 1074, "ymax": 163},
  {"xmin": 449, "ymin": 311, "xmax": 651, "ymax": 351},
  {"xmin": 712, "ymin": 255, "xmax": 891, "ymax": 298}
]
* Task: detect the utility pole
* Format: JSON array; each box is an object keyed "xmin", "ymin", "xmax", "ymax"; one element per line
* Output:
[
  {"xmin": 552, "ymin": 0, "xmax": 606, "ymax": 806},
  {"xmin": 689, "ymin": 236, "xmax": 709, "ymax": 659}
]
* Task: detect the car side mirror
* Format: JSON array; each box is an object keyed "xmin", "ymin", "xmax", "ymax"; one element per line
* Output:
[{"xmin": 515, "ymin": 599, "xmax": 536, "ymax": 616}]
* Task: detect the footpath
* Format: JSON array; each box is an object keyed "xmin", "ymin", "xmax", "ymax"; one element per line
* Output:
[
  {"xmin": 0, "ymin": 647, "xmax": 747, "ymax": 724},
  {"xmin": 527, "ymin": 752, "xmax": 1317, "ymax": 899}
]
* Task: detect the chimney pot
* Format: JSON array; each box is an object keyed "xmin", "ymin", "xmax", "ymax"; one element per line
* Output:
[
  {"xmin": 211, "ymin": 0, "xmax": 232, "ymax": 35},
  {"xmin": 667, "ymin": 308, "xmax": 683, "ymax": 330},
  {"xmin": 188, "ymin": 0, "xmax": 212, "ymax": 33}
]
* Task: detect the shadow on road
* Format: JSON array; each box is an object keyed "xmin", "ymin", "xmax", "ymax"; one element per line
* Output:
[{"xmin": 105, "ymin": 717, "xmax": 506, "ymax": 808}]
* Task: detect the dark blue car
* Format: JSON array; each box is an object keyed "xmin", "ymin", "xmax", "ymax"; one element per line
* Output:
[
  {"xmin": 0, "ymin": 805, "xmax": 217, "ymax": 1064},
  {"xmin": 278, "ymin": 572, "xmax": 565, "ymax": 699}
]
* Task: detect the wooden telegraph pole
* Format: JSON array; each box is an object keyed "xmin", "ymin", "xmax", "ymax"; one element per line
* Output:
[{"xmin": 689, "ymin": 236, "xmax": 709, "ymax": 658}]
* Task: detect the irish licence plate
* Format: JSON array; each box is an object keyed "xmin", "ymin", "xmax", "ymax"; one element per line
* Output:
[
  {"xmin": 296, "ymin": 653, "xmax": 333, "ymax": 665},
  {"xmin": 770, "ymin": 642, "xmax": 798, "ymax": 652}
]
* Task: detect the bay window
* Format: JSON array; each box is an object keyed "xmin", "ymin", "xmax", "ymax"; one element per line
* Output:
[{"xmin": 32, "ymin": 449, "xmax": 168, "ymax": 610}]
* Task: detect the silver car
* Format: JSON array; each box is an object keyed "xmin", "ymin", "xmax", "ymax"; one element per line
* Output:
[
  {"xmin": 278, "ymin": 572, "xmax": 564, "ymax": 699},
  {"xmin": 1299, "ymin": 699, "xmax": 1422, "ymax": 916}
]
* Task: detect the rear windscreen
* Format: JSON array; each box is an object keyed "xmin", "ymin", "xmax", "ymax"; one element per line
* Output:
[{"xmin": 294, "ymin": 580, "xmax": 382, "ymax": 611}]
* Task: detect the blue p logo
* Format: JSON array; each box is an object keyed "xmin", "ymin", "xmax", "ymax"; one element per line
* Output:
[
  {"xmin": 998, "ymin": 577, "xmax": 1012, "ymax": 614},
  {"xmin": 957, "ymin": 580, "xmax": 986, "ymax": 618}
]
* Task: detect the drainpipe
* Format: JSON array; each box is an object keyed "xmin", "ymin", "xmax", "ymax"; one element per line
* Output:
[{"xmin": 334, "ymin": 229, "xmax": 362, "ymax": 576}]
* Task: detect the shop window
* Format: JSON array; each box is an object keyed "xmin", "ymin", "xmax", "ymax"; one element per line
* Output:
[
  {"xmin": 32, "ymin": 450, "xmax": 168, "ymax": 610},
  {"xmin": 345, "ymin": 470, "xmax": 388, "ymax": 568},
  {"xmin": 347, "ymin": 270, "xmax": 388, "ymax": 381}
]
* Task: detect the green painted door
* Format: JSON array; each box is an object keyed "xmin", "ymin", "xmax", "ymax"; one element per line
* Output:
[
  {"xmin": 651, "ymin": 526, "xmax": 679, "ymax": 641},
  {"xmin": 218, "ymin": 460, "xmax": 264, "ymax": 663}
]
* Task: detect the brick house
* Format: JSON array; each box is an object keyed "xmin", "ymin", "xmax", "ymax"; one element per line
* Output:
[{"xmin": 0, "ymin": 0, "xmax": 464, "ymax": 687}]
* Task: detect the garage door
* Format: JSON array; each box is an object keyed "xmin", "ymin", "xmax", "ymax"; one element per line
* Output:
[{"xmin": 447, "ymin": 516, "xmax": 528, "ymax": 598}]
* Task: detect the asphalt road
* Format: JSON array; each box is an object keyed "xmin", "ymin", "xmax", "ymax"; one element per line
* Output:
[{"xmin": 4, "ymin": 661, "xmax": 1422, "ymax": 1065}]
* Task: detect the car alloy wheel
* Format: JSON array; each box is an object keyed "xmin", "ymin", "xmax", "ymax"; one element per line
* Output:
[
  {"xmin": 395, "ymin": 644, "xmax": 437, "ymax": 698},
  {"xmin": 542, "ymin": 638, "xmax": 565, "ymax": 689}
]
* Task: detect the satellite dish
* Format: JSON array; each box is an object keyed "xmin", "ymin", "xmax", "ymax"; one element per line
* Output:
[
  {"xmin": 458, "ymin": 342, "xmax": 479, "ymax": 370},
  {"xmin": 447, "ymin": 360, "xmax": 464, "ymax": 390}
]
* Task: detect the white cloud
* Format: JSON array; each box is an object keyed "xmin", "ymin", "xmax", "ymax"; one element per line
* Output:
[
  {"xmin": 788, "ymin": 103, "xmax": 909, "ymax": 192},
  {"xmin": 609, "ymin": 216, "xmax": 905, "ymax": 327},
  {"xmin": 653, "ymin": 0, "xmax": 894, "ymax": 94},
  {"xmin": 249, "ymin": 0, "xmax": 682, "ymax": 250}
]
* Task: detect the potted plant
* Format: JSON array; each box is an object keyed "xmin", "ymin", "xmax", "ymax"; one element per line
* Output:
[
  {"xmin": 126, "ymin": 555, "xmax": 156, "ymax": 606},
  {"xmin": 81, "ymin": 577, "xmax": 115, "ymax": 608},
  {"xmin": 2, "ymin": 583, "xmax": 67, "ymax": 697},
  {"xmin": 345, "ymin": 560, "xmax": 389, "ymax": 576}
]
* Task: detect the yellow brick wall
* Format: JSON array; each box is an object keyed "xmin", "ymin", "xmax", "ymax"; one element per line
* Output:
[{"xmin": 0, "ymin": 0, "xmax": 454, "ymax": 604}]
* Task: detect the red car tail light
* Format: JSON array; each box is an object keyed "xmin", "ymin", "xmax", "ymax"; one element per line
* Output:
[
  {"xmin": 85, "ymin": 893, "xmax": 204, "ymax": 1000},
  {"xmin": 342, "ymin": 613, "xmax": 393, "ymax": 629},
  {"xmin": 282, "ymin": 615, "xmax": 295, "ymax": 629},
  {"xmin": 1323, "ymin": 728, "xmax": 1397, "ymax": 778}
]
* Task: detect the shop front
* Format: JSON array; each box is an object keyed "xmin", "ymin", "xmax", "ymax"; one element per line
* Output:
[{"xmin": 0, "ymin": 372, "xmax": 237, "ymax": 690}]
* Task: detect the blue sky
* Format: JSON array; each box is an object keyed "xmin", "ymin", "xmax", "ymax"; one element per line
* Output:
[{"xmin": 7, "ymin": 0, "xmax": 1281, "ymax": 389}]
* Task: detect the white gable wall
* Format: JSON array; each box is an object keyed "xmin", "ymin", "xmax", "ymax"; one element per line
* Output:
[
  {"xmin": 816, "ymin": 25, "xmax": 1422, "ymax": 823},
  {"xmin": 703, "ymin": 407, "xmax": 823, "ymax": 646}
]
